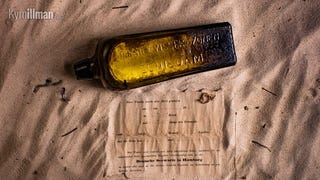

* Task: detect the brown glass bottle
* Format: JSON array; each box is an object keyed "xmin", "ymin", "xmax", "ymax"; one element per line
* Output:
[{"xmin": 74, "ymin": 22, "xmax": 237, "ymax": 90}]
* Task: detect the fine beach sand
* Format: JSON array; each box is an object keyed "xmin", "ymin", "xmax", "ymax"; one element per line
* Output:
[{"xmin": 0, "ymin": 0, "xmax": 319, "ymax": 179}]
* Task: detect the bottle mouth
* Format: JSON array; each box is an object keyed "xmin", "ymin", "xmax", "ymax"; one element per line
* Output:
[{"xmin": 73, "ymin": 57, "xmax": 97, "ymax": 80}]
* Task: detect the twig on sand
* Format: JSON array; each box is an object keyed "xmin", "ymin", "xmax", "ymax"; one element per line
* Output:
[
  {"xmin": 181, "ymin": 88, "xmax": 188, "ymax": 92},
  {"xmin": 33, "ymin": 78, "xmax": 52, "ymax": 93},
  {"xmin": 61, "ymin": 127, "xmax": 78, "ymax": 137},
  {"xmin": 261, "ymin": 87, "xmax": 277, "ymax": 97},
  {"xmin": 51, "ymin": 80, "xmax": 62, "ymax": 86},
  {"xmin": 251, "ymin": 140, "xmax": 271, "ymax": 152},
  {"xmin": 33, "ymin": 78, "xmax": 62, "ymax": 93},
  {"xmin": 112, "ymin": 5, "xmax": 128, "ymax": 9},
  {"xmin": 60, "ymin": 87, "xmax": 70, "ymax": 102}
]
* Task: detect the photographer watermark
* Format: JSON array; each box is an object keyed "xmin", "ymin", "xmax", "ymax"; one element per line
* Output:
[{"xmin": 8, "ymin": 8, "xmax": 63, "ymax": 20}]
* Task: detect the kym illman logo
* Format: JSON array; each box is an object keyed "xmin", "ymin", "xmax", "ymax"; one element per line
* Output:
[{"xmin": 8, "ymin": 8, "xmax": 63, "ymax": 20}]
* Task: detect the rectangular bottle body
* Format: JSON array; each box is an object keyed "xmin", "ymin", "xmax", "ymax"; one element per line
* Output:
[{"xmin": 99, "ymin": 22, "xmax": 237, "ymax": 89}]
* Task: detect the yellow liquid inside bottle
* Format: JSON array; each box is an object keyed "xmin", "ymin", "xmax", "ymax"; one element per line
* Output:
[{"xmin": 109, "ymin": 35, "xmax": 207, "ymax": 84}]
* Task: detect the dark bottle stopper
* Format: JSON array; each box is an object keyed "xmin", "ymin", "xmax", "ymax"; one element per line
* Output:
[{"xmin": 73, "ymin": 57, "xmax": 97, "ymax": 80}]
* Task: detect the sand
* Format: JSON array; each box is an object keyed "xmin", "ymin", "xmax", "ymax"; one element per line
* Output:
[{"xmin": 0, "ymin": 0, "xmax": 319, "ymax": 179}]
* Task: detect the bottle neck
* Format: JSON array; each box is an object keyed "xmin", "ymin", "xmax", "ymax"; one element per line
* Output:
[{"xmin": 73, "ymin": 57, "xmax": 99, "ymax": 80}]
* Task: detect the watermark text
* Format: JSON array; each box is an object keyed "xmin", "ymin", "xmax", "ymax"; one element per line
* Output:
[{"xmin": 8, "ymin": 8, "xmax": 63, "ymax": 20}]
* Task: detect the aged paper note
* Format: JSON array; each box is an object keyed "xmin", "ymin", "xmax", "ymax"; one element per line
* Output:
[{"xmin": 107, "ymin": 90, "xmax": 234, "ymax": 179}]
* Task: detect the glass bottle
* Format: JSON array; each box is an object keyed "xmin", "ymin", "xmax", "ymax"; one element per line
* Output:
[{"xmin": 74, "ymin": 22, "xmax": 237, "ymax": 90}]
